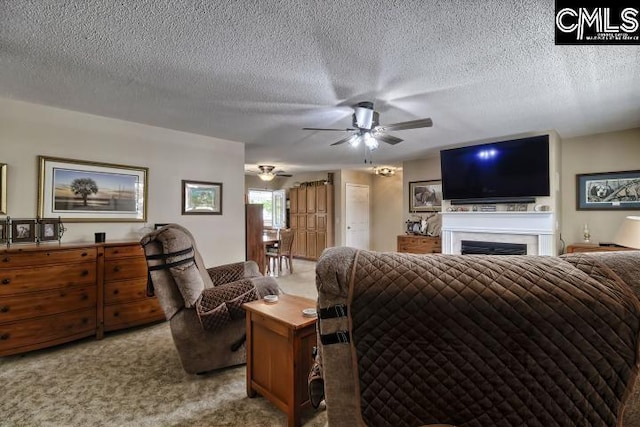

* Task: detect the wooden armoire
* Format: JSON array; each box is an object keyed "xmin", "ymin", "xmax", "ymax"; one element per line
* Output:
[{"xmin": 288, "ymin": 180, "xmax": 334, "ymax": 260}]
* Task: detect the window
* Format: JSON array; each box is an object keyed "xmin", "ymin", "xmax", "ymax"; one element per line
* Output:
[{"xmin": 248, "ymin": 189, "xmax": 286, "ymax": 228}]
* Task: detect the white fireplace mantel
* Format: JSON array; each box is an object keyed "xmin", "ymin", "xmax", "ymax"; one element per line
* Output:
[{"xmin": 441, "ymin": 211, "xmax": 557, "ymax": 255}]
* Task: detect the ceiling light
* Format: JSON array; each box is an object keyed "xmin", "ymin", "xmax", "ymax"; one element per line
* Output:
[
  {"xmin": 257, "ymin": 165, "xmax": 276, "ymax": 181},
  {"xmin": 374, "ymin": 166, "xmax": 396, "ymax": 177},
  {"xmin": 363, "ymin": 133, "xmax": 379, "ymax": 150},
  {"xmin": 349, "ymin": 134, "xmax": 360, "ymax": 148},
  {"xmin": 258, "ymin": 172, "xmax": 275, "ymax": 181}
]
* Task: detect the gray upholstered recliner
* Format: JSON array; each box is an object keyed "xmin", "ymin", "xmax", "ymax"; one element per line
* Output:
[{"xmin": 140, "ymin": 224, "xmax": 280, "ymax": 374}]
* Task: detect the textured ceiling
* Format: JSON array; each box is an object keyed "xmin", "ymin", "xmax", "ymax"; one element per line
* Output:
[{"xmin": 1, "ymin": 1, "xmax": 639, "ymax": 173}]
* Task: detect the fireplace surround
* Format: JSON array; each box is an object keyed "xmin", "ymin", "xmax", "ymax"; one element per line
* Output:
[{"xmin": 441, "ymin": 211, "xmax": 557, "ymax": 256}]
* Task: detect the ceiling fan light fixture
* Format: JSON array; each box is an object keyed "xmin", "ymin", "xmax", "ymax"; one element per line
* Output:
[
  {"xmin": 354, "ymin": 101, "xmax": 374, "ymax": 129},
  {"xmin": 363, "ymin": 133, "xmax": 378, "ymax": 150},
  {"xmin": 374, "ymin": 166, "xmax": 396, "ymax": 177},
  {"xmin": 349, "ymin": 134, "xmax": 360, "ymax": 148},
  {"xmin": 257, "ymin": 165, "xmax": 277, "ymax": 181},
  {"xmin": 258, "ymin": 172, "xmax": 276, "ymax": 181}
]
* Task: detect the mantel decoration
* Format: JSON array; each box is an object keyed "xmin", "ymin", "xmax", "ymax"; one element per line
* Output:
[
  {"xmin": 0, "ymin": 163, "xmax": 6, "ymax": 215},
  {"xmin": 182, "ymin": 180, "xmax": 222, "ymax": 215},
  {"xmin": 409, "ymin": 180, "xmax": 442, "ymax": 212},
  {"xmin": 38, "ymin": 156, "xmax": 148, "ymax": 222},
  {"xmin": 0, "ymin": 217, "xmax": 65, "ymax": 245},
  {"xmin": 576, "ymin": 170, "xmax": 640, "ymax": 210}
]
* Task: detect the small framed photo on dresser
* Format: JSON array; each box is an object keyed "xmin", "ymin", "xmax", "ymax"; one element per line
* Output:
[
  {"xmin": 39, "ymin": 218, "xmax": 61, "ymax": 242},
  {"xmin": 0, "ymin": 219, "xmax": 7, "ymax": 244},
  {"xmin": 12, "ymin": 219, "xmax": 37, "ymax": 243}
]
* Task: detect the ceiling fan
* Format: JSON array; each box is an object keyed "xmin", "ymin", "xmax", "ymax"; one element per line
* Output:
[
  {"xmin": 254, "ymin": 165, "xmax": 292, "ymax": 181},
  {"xmin": 303, "ymin": 101, "xmax": 433, "ymax": 151}
]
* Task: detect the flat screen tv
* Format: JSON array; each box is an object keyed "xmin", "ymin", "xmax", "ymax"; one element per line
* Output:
[{"xmin": 440, "ymin": 135, "xmax": 550, "ymax": 204}]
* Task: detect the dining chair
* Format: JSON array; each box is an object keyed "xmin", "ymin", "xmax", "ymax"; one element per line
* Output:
[{"xmin": 266, "ymin": 228, "xmax": 295, "ymax": 274}]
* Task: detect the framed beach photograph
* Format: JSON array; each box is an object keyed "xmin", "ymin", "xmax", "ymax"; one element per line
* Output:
[
  {"xmin": 38, "ymin": 156, "xmax": 148, "ymax": 222},
  {"xmin": 39, "ymin": 218, "xmax": 61, "ymax": 242},
  {"xmin": 0, "ymin": 163, "xmax": 6, "ymax": 215},
  {"xmin": 12, "ymin": 219, "xmax": 36, "ymax": 243},
  {"xmin": 576, "ymin": 170, "xmax": 640, "ymax": 210},
  {"xmin": 182, "ymin": 180, "xmax": 222, "ymax": 215},
  {"xmin": 409, "ymin": 180, "xmax": 442, "ymax": 212}
]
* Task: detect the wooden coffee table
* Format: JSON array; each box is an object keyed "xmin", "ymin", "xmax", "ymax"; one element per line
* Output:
[{"xmin": 243, "ymin": 294, "xmax": 317, "ymax": 427}]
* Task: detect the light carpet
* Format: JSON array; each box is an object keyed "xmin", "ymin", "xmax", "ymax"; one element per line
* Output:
[{"xmin": 0, "ymin": 259, "xmax": 327, "ymax": 427}]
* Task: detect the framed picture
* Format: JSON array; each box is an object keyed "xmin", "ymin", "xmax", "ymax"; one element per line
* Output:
[
  {"xmin": 39, "ymin": 218, "xmax": 61, "ymax": 242},
  {"xmin": 0, "ymin": 218, "xmax": 7, "ymax": 244},
  {"xmin": 12, "ymin": 219, "xmax": 36, "ymax": 243},
  {"xmin": 182, "ymin": 180, "xmax": 222, "ymax": 215},
  {"xmin": 0, "ymin": 163, "xmax": 6, "ymax": 215},
  {"xmin": 154, "ymin": 223, "xmax": 169, "ymax": 229},
  {"xmin": 576, "ymin": 170, "xmax": 640, "ymax": 210},
  {"xmin": 38, "ymin": 156, "xmax": 148, "ymax": 222},
  {"xmin": 409, "ymin": 180, "xmax": 442, "ymax": 212}
]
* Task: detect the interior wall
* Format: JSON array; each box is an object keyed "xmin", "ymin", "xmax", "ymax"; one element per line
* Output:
[
  {"xmin": 0, "ymin": 98, "xmax": 246, "ymax": 266},
  {"xmin": 560, "ymin": 127, "xmax": 640, "ymax": 247},
  {"xmin": 371, "ymin": 171, "xmax": 404, "ymax": 251}
]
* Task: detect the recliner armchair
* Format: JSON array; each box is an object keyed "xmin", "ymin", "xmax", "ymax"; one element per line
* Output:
[{"xmin": 140, "ymin": 224, "xmax": 280, "ymax": 374}]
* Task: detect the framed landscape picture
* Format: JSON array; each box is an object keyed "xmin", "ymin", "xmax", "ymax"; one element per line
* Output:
[
  {"xmin": 409, "ymin": 180, "xmax": 442, "ymax": 212},
  {"xmin": 38, "ymin": 156, "xmax": 148, "ymax": 222},
  {"xmin": 576, "ymin": 170, "xmax": 640, "ymax": 210},
  {"xmin": 0, "ymin": 163, "xmax": 6, "ymax": 215},
  {"xmin": 182, "ymin": 180, "xmax": 222, "ymax": 215},
  {"xmin": 0, "ymin": 218, "xmax": 7, "ymax": 244}
]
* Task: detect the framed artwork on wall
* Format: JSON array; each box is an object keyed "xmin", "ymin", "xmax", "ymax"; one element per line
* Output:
[
  {"xmin": 0, "ymin": 163, "xmax": 6, "ymax": 215},
  {"xmin": 576, "ymin": 170, "xmax": 640, "ymax": 210},
  {"xmin": 409, "ymin": 180, "xmax": 443, "ymax": 212},
  {"xmin": 182, "ymin": 180, "xmax": 222, "ymax": 215},
  {"xmin": 38, "ymin": 156, "xmax": 148, "ymax": 222}
]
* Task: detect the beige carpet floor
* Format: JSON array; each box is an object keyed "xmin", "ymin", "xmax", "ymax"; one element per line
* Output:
[{"xmin": 0, "ymin": 259, "xmax": 326, "ymax": 427}]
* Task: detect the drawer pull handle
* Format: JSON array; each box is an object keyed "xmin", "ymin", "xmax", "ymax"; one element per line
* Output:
[
  {"xmin": 81, "ymin": 252, "xmax": 88, "ymax": 257},
  {"xmin": 81, "ymin": 270, "xmax": 89, "ymax": 276},
  {"xmin": 81, "ymin": 294, "xmax": 88, "ymax": 301},
  {"xmin": 114, "ymin": 311, "xmax": 119, "ymax": 317},
  {"xmin": 2, "ymin": 257, "xmax": 9, "ymax": 263},
  {"xmin": 0, "ymin": 333, "xmax": 9, "ymax": 340},
  {"xmin": 113, "ymin": 266, "xmax": 121, "ymax": 272},
  {"xmin": 1, "ymin": 278, "xmax": 10, "ymax": 285},
  {"xmin": 113, "ymin": 250, "xmax": 119, "ymax": 254},
  {"xmin": 82, "ymin": 318, "xmax": 88, "ymax": 324},
  {"xmin": 113, "ymin": 289, "xmax": 119, "ymax": 295},
  {"xmin": 0, "ymin": 306, "xmax": 9, "ymax": 313}
]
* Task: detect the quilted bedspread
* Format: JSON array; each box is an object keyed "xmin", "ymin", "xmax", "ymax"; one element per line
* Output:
[{"xmin": 316, "ymin": 248, "xmax": 640, "ymax": 427}]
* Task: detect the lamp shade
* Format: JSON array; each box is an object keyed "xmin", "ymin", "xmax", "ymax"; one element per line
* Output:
[
  {"xmin": 613, "ymin": 216, "xmax": 640, "ymax": 249},
  {"xmin": 258, "ymin": 172, "xmax": 275, "ymax": 181}
]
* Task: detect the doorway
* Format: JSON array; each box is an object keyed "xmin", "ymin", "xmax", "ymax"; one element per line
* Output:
[{"xmin": 345, "ymin": 183, "xmax": 370, "ymax": 249}]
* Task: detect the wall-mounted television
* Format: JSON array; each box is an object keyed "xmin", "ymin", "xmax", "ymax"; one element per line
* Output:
[{"xmin": 440, "ymin": 135, "xmax": 550, "ymax": 204}]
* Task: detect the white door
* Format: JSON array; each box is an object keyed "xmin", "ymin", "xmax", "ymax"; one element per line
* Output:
[{"xmin": 345, "ymin": 183, "xmax": 370, "ymax": 249}]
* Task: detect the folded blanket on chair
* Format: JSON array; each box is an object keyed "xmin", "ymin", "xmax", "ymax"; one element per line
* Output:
[{"xmin": 196, "ymin": 279, "xmax": 258, "ymax": 331}]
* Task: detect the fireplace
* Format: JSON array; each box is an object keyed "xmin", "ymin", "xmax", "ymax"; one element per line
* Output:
[
  {"xmin": 461, "ymin": 240, "xmax": 527, "ymax": 255},
  {"xmin": 441, "ymin": 211, "xmax": 557, "ymax": 256}
]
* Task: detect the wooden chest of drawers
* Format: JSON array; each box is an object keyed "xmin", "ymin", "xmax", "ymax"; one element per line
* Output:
[
  {"xmin": 0, "ymin": 241, "xmax": 164, "ymax": 356},
  {"xmin": 397, "ymin": 235, "xmax": 442, "ymax": 254},
  {"xmin": 102, "ymin": 242, "xmax": 163, "ymax": 332},
  {"xmin": 0, "ymin": 245, "xmax": 98, "ymax": 356}
]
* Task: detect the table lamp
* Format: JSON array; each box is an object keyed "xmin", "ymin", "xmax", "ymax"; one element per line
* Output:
[{"xmin": 613, "ymin": 216, "xmax": 640, "ymax": 249}]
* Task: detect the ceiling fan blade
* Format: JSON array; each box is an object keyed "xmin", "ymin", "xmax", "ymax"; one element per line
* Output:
[
  {"xmin": 330, "ymin": 135, "xmax": 358, "ymax": 146},
  {"xmin": 303, "ymin": 127, "xmax": 356, "ymax": 132},
  {"xmin": 380, "ymin": 118, "xmax": 433, "ymax": 131},
  {"xmin": 277, "ymin": 173, "xmax": 293, "ymax": 177},
  {"xmin": 376, "ymin": 134, "xmax": 404, "ymax": 145}
]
